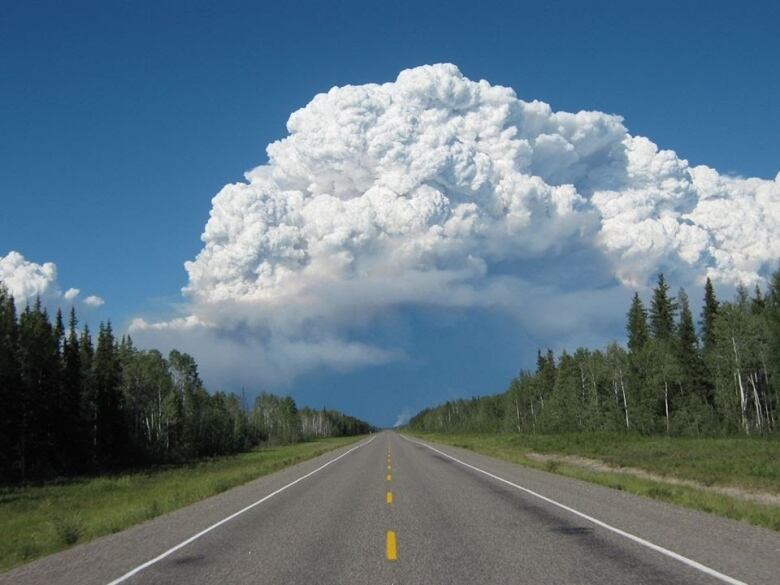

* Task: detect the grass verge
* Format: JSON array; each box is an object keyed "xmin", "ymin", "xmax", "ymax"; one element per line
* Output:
[
  {"xmin": 0, "ymin": 435, "xmax": 364, "ymax": 572},
  {"xmin": 406, "ymin": 432, "xmax": 780, "ymax": 532}
]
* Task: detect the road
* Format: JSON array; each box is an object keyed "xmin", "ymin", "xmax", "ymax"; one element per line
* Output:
[{"xmin": 3, "ymin": 431, "xmax": 779, "ymax": 584}]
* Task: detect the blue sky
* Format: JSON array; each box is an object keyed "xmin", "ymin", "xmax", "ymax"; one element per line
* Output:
[{"xmin": 1, "ymin": 1, "xmax": 778, "ymax": 426}]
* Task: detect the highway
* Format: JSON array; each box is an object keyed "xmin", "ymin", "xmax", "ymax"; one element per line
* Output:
[{"xmin": 3, "ymin": 432, "xmax": 778, "ymax": 584}]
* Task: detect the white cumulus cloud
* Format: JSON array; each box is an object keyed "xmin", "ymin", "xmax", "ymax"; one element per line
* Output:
[
  {"xmin": 83, "ymin": 295, "xmax": 105, "ymax": 307},
  {"xmin": 0, "ymin": 251, "xmax": 59, "ymax": 301},
  {"xmin": 64, "ymin": 288, "xmax": 81, "ymax": 301},
  {"xmin": 0, "ymin": 251, "xmax": 104, "ymax": 309},
  {"xmin": 132, "ymin": 64, "xmax": 780, "ymax": 386}
]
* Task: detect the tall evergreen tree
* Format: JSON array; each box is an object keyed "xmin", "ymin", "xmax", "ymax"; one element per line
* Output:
[
  {"xmin": 54, "ymin": 308, "xmax": 65, "ymax": 354},
  {"xmin": 675, "ymin": 288, "xmax": 710, "ymax": 407},
  {"xmin": 700, "ymin": 277, "xmax": 719, "ymax": 353},
  {"xmin": 676, "ymin": 290, "xmax": 700, "ymax": 366},
  {"xmin": 677, "ymin": 289, "xmax": 697, "ymax": 356},
  {"xmin": 0, "ymin": 286, "xmax": 21, "ymax": 479},
  {"xmin": 61, "ymin": 308, "xmax": 84, "ymax": 469},
  {"xmin": 17, "ymin": 298, "xmax": 61, "ymax": 476},
  {"xmin": 79, "ymin": 324, "xmax": 96, "ymax": 465},
  {"xmin": 650, "ymin": 273, "xmax": 677, "ymax": 340},
  {"xmin": 93, "ymin": 322, "xmax": 125, "ymax": 466},
  {"xmin": 626, "ymin": 292, "xmax": 649, "ymax": 353}
]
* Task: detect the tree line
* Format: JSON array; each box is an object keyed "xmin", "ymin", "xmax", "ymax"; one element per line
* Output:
[
  {"xmin": 409, "ymin": 270, "xmax": 780, "ymax": 437},
  {"xmin": 0, "ymin": 288, "xmax": 374, "ymax": 483}
]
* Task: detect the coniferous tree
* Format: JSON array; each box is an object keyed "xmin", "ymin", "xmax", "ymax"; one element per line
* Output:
[
  {"xmin": 676, "ymin": 289, "xmax": 705, "ymax": 391},
  {"xmin": 0, "ymin": 286, "xmax": 21, "ymax": 479},
  {"xmin": 17, "ymin": 298, "xmax": 61, "ymax": 476},
  {"xmin": 93, "ymin": 322, "xmax": 125, "ymax": 466},
  {"xmin": 627, "ymin": 293, "xmax": 649, "ymax": 353},
  {"xmin": 79, "ymin": 324, "xmax": 96, "ymax": 465},
  {"xmin": 650, "ymin": 273, "xmax": 677, "ymax": 340},
  {"xmin": 646, "ymin": 274, "xmax": 679, "ymax": 433},
  {"xmin": 54, "ymin": 308, "xmax": 65, "ymax": 354},
  {"xmin": 536, "ymin": 349, "xmax": 556, "ymax": 391},
  {"xmin": 61, "ymin": 308, "xmax": 84, "ymax": 469},
  {"xmin": 700, "ymin": 277, "xmax": 719, "ymax": 354},
  {"xmin": 673, "ymin": 289, "xmax": 713, "ymax": 433}
]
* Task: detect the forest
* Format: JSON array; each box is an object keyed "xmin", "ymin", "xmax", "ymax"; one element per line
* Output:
[
  {"xmin": 0, "ymin": 287, "xmax": 374, "ymax": 483},
  {"xmin": 409, "ymin": 271, "xmax": 780, "ymax": 438}
]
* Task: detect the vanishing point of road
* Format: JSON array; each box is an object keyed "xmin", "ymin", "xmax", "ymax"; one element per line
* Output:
[{"xmin": 3, "ymin": 432, "xmax": 778, "ymax": 584}]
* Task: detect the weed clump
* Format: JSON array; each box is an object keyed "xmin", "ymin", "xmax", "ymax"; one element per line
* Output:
[{"xmin": 51, "ymin": 515, "xmax": 84, "ymax": 546}]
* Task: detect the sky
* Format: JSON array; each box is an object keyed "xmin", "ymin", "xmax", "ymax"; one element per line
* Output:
[{"xmin": 1, "ymin": 1, "xmax": 778, "ymax": 427}]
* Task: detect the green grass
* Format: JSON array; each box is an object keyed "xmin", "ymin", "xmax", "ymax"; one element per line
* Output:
[
  {"xmin": 407, "ymin": 432, "xmax": 780, "ymax": 531},
  {"xmin": 0, "ymin": 436, "xmax": 364, "ymax": 572}
]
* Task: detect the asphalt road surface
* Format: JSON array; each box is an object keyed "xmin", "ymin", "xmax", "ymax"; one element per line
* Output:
[{"xmin": 3, "ymin": 432, "xmax": 779, "ymax": 584}]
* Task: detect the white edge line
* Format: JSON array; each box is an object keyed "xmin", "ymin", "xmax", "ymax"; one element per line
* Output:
[
  {"xmin": 106, "ymin": 436, "xmax": 375, "ymax": 585},
  {"xmin": 400, "ymin": 434, "xmax": 748, "ymax": 585}
]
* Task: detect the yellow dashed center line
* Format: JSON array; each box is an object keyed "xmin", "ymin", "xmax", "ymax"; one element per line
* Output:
[
  {"xmin": 385, "ymin": 445, "xmax": 396, "ymax": 561},
  {"xmin": 386, "ymin": 530, "xmax": 398, "ymax": 560}
]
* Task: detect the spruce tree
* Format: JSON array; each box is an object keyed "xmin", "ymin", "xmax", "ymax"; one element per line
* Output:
[
  {"xmin": 17, "ymin": 297, "xmax": 60, "ymax": 476},
  {"xmin": 54, "ymin": 308, "xmax": 65, "ymax": 354},
  {"xmin": 93, "ymin": 322, "xmax": 125, "ymax": 466},
  {"xmin": 676, "ymin": 288, "xmax": 708, "ymax": 404},
  {"xmin": 626, "ymin": 292, "xmax": 649, "ymax": 353},
  {"xmin": 79, "ymin": 324, "xmax": 96, "ymax": 466},
  {"xmin": 676, "ymin": 290, "xmax": 698, "ymax": 358},
  {"xmin": 0, "ymin": 286, "xmax": 21, "ymax": 479},
  {"xmin": 61, "ymin": 308, "xmax": 83, "ymax": 470},
  {"xmin": 650, "ymin": 273, "xmax": 677, "ymax": 341},
  {"xmin": 700, "ymin": 277, "xmax": 719, "ymax": 353}
]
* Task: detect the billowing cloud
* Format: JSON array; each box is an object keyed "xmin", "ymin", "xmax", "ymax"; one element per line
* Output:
[
  {"xmin": 131, "ymin": 64, "xmax": 779, "ymax": 385},
  {"xmin": 0, "ymin": 251, "xmax": 59, "ymax": 301},
  {"xmin": 0, "ymin": 251, "xmax": 104, "ymax": 309}
]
